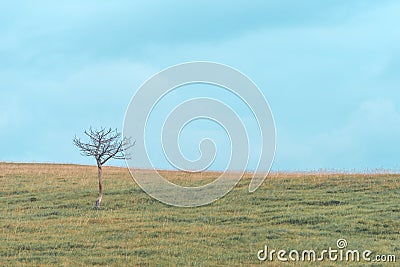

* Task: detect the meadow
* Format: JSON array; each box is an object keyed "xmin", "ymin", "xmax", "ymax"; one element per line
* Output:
[{"xmin": 0, "ymin": 162, "xmax": 399, "ymax": 266}]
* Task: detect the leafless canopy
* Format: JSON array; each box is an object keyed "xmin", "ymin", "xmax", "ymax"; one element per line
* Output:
[{"xmin": 73, "ymin": 127, "xmax": 134, "ymax": 166}]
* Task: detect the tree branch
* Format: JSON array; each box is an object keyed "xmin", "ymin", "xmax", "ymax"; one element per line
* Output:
[{"xmin": 73, "ymin": 127, "xmax": 135, "ymax": 166}]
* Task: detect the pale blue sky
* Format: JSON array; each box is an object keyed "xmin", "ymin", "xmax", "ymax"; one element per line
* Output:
[{"xmin": 1, "ymin": 1, "xmax": 399, "ymax": 171}]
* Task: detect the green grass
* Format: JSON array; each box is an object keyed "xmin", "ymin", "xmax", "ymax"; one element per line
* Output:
[{"xmin": 0, "ymin": 163, "xmax": 399, "ymax": 266}]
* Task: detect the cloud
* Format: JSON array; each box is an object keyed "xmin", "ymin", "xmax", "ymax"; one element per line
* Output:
[
  {"xmin": 1, "ymin": 0, "xmax": 391, "ymax": 68},
  {"xmin": 0, "ymin": 60, "xmax": 156, "ymax": 164},
  {"xmin": 0, "ymin": 1, "xmax": 399, "ymax": 170},
  {"xmin": 275, "ymin": 99, "xmax": 400, "ymax": 171}
]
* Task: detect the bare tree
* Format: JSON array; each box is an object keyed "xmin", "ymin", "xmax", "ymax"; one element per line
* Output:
[{"xmin": 73, "ymin": 127, "xmax": 134, "ymax": 208}]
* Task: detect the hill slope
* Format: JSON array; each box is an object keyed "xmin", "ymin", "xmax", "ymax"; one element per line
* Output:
[{"xmin": 0, "ymin": 163, "xmax": 398, "ymax": 266}]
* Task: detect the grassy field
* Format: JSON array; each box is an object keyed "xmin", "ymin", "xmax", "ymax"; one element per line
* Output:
[{"xmin": 0, "ymin": 163, "xmax": 399, "ymax": 266}]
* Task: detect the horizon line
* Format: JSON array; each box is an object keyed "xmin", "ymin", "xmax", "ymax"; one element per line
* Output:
[{"xmin": 0, "ymin": 161, "xmax": 399, "ymax": 175}]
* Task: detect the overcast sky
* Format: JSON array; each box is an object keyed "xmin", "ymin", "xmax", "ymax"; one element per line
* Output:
[{"xmin": 1, "ymin": 1, "xmax": 399, "ymax": 171}]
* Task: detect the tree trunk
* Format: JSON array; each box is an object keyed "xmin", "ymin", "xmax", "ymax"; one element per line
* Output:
[{"xmin": 95, "ymin": 164, "xmax": 103, "ymax": 208}]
